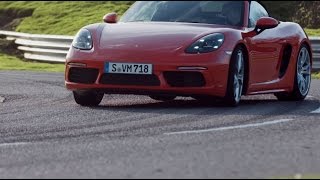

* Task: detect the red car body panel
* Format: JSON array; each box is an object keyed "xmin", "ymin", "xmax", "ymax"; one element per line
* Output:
[{"xmin": 65, "ymin": 1, "xmax": 312, "ymax": 98}]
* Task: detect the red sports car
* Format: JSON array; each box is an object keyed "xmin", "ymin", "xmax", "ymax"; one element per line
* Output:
[{"xmin": 65, "ymin": 1, "xmax": 312, "ymax": 107}]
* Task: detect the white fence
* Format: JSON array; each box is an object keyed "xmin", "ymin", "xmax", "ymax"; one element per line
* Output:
[{"xmin": 0, "ymin": 30, "xmax": 320, "ymax": 69}]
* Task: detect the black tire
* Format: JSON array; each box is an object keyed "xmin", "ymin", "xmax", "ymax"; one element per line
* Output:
[
  {"xmin": 149, "ymin": 95, "xmax": 176, "ymax": 101},
  {"xmin": 275, "ymin": 44, "xmax": 311, "ymax": 101},
  {"xmin": 224, "ymin": 46, "xmax": 245, "ymax": 107},
  {"xmin": 73, "ymin": 91, "xmax": 104, "ymax": 106}
]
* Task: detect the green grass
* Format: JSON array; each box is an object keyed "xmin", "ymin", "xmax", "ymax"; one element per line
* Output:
[
  {"xmin": 0, "ymin": 1, "xmax": 133, "ymax": 35},
  {"xmin": 275, "ymin": 174, "xmax": 320, "ymax": 179},
  {"xmin": 313, "ymin": 72, "xmax": 320, "ymax": 79},
  {"xmin": 0, "ymin": 53, "xmax": 65, "ymax": 72},
  {"xmin": 305, "ymin": 28, "xmax": 320, "ymax": 36}
]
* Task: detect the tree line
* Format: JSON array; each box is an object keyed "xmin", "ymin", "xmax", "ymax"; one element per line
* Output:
[{"xmin": 262, "ymin": 1, "xmax": 320, "ymax": 28}]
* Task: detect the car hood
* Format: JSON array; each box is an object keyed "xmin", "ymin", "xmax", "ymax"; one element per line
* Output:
[{"xmin": 99, "ymin": 22, "xmax": 238, "ymax": 53}]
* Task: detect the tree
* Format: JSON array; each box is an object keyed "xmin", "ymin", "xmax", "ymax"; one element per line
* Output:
[
  {"xmin": 293, "ymin": 1, "xmax": 320, "ymax": 28},
  {"xmin": 261, "ymin": 1, "xmax": 299, "ymax": 22}
]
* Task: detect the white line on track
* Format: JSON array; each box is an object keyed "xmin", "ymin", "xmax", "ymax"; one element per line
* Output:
[
  {"xmin": 165, "ymin": 119, "xmax": 295, "ymax": 135},
  {"xmin": 0, "ymin": 142, "xmax": 30, "ymax": 147},
  {"xmin": 307, "ymin": 95, "xmax": 315, "ymax": 99},
  {"xmin": 311, "ymin": 107, "xmax": 320, "ymax": 114},
  {"xmin": 0, "ymin": 96, "xmax": 4, "ymax": 103},
  {"xmin": 307, "ymin": 95, "xmax": 320, "ymax": 113}
]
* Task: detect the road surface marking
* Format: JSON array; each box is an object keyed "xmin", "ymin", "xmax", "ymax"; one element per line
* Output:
[
  {"xmin": 165, "ymin": 119, "xmax": 295, "ymax": 135},
  {"xmin": 311, "ymin": 107, "xmax": 320, "ymax": 114},
  {"xmin": 0, "ymin": 142, "xmax": 29, "ymax": 147},
  {"xmin": 0, "ymin": 96, "xmax": 4, "ymax": 103},
  {"xmin": 307, "ymin": 95, "xmax": 314, "ymax": 99},
  {"xmin": 294, "ymin": 173, "xmax": 302, "ymax": 179}
]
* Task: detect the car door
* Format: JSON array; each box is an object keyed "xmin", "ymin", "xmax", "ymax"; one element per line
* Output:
[{"xmin": 245, "ymin": 1, "xmax": 284, "ymax": 90}]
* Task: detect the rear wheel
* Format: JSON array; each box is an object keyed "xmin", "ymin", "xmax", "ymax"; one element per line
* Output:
[
  {"xmin": 275, "ymin": 45, "xmax": 311, "ymax": 101},
  {"xmin": 149, "ymin": 95, "xmax": 176, "ymax": 101},
  {"xmin": 224, "ymin": 46, "xmax": 245, "ymax": 107},
  {"xmin": 73, "ymin": 91, "xmax": 104, "ymax": 106}
]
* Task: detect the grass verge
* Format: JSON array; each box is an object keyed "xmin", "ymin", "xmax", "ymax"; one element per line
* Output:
[
  {"xmin": 0, "ymin": 1, "xmax": 133, "ymax": 35},
  {"xmin": 0, "ymin": 53, "xmax": 65, "ymax": 72},
  {"xmin": 305, "ymin": 29, "xmax": 320, "ymax": 37},
  {"xmin": 312, "ymin": 72, "xmax": 320, "ymax": 79},
  {"xmin": 275, "ymin": 173, "xmax": 320, "ymax": 179}
]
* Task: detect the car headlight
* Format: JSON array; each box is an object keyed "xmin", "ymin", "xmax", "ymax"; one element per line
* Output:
[
  {"xmin": 185, "ymin": 33, "xmax": 224, "ymax": 54},
  {"xmin": 72, "ymin": 29, "xmax": 93, "ymax": 50}
]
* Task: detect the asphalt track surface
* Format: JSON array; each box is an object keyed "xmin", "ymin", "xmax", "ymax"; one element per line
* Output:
[{"xmin": 0, "ymin": 70, "xmax": 320, "ymax": 178}]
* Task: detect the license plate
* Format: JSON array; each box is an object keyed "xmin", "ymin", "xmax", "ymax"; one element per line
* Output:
[{"xmin": 105, "ymin": 62, "xmax": 153, "ymax": 75}]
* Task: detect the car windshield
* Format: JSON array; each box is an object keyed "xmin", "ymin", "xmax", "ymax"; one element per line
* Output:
[{"xmin": 120, "ymin": 1, "xmax": 245, "ymax": 27}]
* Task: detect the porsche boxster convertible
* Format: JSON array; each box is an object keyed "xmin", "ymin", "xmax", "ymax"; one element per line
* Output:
[{"xmin": 65, "ymin": 1, "xmax": 312, "ymax": 107}]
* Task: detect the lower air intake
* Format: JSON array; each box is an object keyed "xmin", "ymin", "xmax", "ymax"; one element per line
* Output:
[{"xmin": 163, "ymin": 71, "xmax": 206, "ymax": 87}]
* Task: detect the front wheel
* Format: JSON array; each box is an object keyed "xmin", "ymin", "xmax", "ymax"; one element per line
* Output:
[
  {"xmin": 275, "ymin": 45, "xmax": 311, "ymax": 101},
  {"xmin": 73, "ymin": 91, "xmax": 104, "ymax": 106},
  {"xmin": 224, "ymin": 46, "xmax": 245, "ymax": 107}
]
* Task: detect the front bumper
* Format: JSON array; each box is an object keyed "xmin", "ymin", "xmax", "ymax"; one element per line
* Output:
[
  {"xmin": 65, "ymin": 63, "xmax": 230, "ymax": 98},
  {"xmin": 65, "ymin": 48, "xmax": 232, "ymax": 97}
]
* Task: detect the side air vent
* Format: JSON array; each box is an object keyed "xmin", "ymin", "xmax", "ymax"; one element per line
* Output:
[
  {"xmin": 163, "ymin": 71, "xmax": 206, "ymax": 87},
  {"xmin": 279, "ymin": 45, "xmax": 292, "ymax": 78}
]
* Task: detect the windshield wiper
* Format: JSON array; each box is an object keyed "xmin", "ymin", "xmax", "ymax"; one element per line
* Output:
[{"xmin": 175, "ymin": 20, "xmax": 202, "ymax": 24}]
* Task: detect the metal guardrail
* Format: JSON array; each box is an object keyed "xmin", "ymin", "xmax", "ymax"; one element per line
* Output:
[
  {"xmin": 0, "ymin": 30, "xmax": 72, "ymax": 63},
  {"xmin": 0, "ymin": 30, "xmax": 320, "ymax": 70},
  {"xmin": 309, "ymin": 36, "xmax": 320, "ymax": 70}
]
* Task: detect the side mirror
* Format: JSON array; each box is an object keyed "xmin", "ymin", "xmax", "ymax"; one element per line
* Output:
[
  {"xmin": 242, "ymin": 17, "xmax": 279, "ymax": 38},
  {"xmin": 103, "ymin": 12, "xmax": 118, "ymax": 23},
  {"xmin": 256, "ymin": 17, "xmax": 279, "ymax": 30}
]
